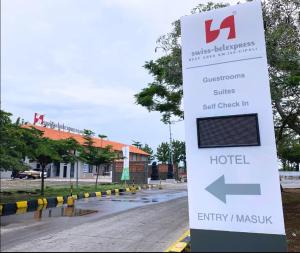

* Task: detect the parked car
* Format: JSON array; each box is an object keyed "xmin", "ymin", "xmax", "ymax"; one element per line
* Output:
[
  {"xmin": 179, "ymin": 173, "xmax": 187, "ymax": 182},
  {"xmin": 18, "ymin": 169, "xmax": 47, "ymax": 179}
]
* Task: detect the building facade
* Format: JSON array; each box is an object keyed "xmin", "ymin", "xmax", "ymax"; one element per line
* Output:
[{"xmin": 24, "ymin": 125, "xmax": 149, "ymax": 180}]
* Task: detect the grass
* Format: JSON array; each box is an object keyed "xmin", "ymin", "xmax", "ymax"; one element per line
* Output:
[
  {"xmin": 282, "ymin": 189, "xmax": 300, "ymax": 205},
  {"xmin": 282, "ymin": 189, "xmax": 300, "ymax": 252},
  {"xmin": 0, "ymin": 183, "xmax": 130, "ymax": 204}
]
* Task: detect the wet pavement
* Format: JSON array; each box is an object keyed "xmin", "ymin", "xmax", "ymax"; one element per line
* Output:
[
  {"xmin": 1, "ymin": 187, "xmax": 188, "ymax": 252},
  {"xmin": 1, "ymin": 207, "xmax": 98, "ymax": 227},
  {"xmin": 1, "ymin": 188, "xmax": 187, "ymax": 226}
]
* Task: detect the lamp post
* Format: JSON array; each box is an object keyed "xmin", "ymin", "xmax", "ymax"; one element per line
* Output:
[{"xmin": 167, "ymin": 121, "xmax": 174, "ymax": 179}]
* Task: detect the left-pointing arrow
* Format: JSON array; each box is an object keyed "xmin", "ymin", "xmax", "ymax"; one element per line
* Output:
[{"xmin": 205, "ymin": 175, "xmax": 261, "ymax": 204}]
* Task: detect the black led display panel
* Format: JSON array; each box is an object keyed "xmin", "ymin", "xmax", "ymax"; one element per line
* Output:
[{"xmin": 197, "ymin": 114, "xmax": 260, "ymax": 148}]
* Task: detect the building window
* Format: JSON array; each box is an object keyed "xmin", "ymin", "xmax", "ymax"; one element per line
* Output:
[
  {"xmin": 89, "ymin": 164, "xmax": 93, "ymax": 173},
  {"xmin": 133, "ymin": 154, "xmax": 137, "ymax": 161},
  {"xmin": 36, "ymin": 164, "xmax": 40, "ymax": 169},
  {"xmin": 63, "ymin": 165, "xmax": 67, "ymax": 178},
  {"xmin": 54, "ymin": 162, "xmax": 60, "ymax": 177},
  {"xmin": 70, "ymin": 163, "xmax": 75, "ymax": 178},
  {"xmin": 83, "ymin": 163, "xmax": 89, "ymax": 173}
]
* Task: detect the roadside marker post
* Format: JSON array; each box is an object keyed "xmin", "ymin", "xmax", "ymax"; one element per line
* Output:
[
  {"xmin": 1, "ymin": 188, "xmax": 127, "ymax": 216},
  {"xmin": 16, "ymin": 201, "xmax": 28, "ymax": 209},
  {"xmin": 70, "ymin": 183, "xmax": 73, "ymax": 197},
  {"xmin": 67, "ymin": 196, "xmax": 74, "ymax": 207},
  {"xmin": 181, "ymin": 1, "xmax": 286, "ymax": 251},
  {"xmin": 131, "ymin": 178, "xmax": 136, "ymax": 194},
  {"xmin": 159, "ymin": 179, "xmax": 163, "ymax": 190},
  {"xmin": 56, "ymin": 196, "xmax": 64, "ymax": 204}
]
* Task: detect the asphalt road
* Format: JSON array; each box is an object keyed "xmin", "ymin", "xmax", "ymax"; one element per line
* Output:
[{"xmin": 1, "ymin": 185, "xmax": 189, "ymax": 252}]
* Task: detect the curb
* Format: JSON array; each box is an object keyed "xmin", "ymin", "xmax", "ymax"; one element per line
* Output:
[
  {"xmin": 142, "ymin": 184, "xmax": 161, "ymax": 190},
  {"xmin": 164, "ymin": 230, "xmax": 190, "ymax": 252},
  {"xmin": 0, "ymin": 186, "xmax": 140, "ymax": 217}
]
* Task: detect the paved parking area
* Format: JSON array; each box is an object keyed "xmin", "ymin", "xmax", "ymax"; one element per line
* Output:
[{"xmin": 1, "ymin": 185, "xmax": 189, "ymax": 252}]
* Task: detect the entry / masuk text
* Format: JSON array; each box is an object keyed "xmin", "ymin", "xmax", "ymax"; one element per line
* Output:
[{"xmin": 198, "ymin": 213, "xmax": 273, "ymax": 225}]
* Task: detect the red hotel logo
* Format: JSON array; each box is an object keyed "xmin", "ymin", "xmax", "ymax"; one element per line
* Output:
[
  {"xmin": 33, "ymin": 113, "xmax": 44, "ymax": 125},
  {"xmin": 32, "ymin": 113, "xmax": 84, "ymax": 134},
  {"xmin": 205, "ymin": 15, "xmax": 236, "ymax": 43}
]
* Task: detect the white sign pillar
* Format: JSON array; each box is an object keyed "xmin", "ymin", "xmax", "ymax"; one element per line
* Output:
[
  {"xmin": 181, "ymin": 1, "xmax": 286, "ymax": 251},
  {"xmin": 122, "ymin": 146, "xmax": 130, "ymax": 170}
]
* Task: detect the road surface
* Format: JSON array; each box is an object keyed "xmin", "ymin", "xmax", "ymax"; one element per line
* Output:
[{"xmin": 1, "ymin": 185, "xmax": 189, "ymax": 252}]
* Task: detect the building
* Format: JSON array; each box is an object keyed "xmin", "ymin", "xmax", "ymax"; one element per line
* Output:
[{"xmin": 24, "ymin": 125, "xmax": 149, "ymax": 181}]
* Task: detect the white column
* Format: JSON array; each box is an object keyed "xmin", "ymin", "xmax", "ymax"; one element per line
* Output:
[
  {"xmin": 77, "ymin": 161, "xmax": 83, "ymax": 179},
  {"xmin": 59, "ymin": 163, "xmax": 64, "ymax": 178},
  {"xmin": 75, "ymin": 161, "xmax": 79, "ymax": 180}
]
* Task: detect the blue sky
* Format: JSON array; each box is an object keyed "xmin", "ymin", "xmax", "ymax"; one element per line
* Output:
[{"xmin": 2, "ymin": 0, "xmax": 237, "ymax": 151}]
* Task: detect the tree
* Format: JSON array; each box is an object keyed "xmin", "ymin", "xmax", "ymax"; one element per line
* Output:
[
  {"xmin": 80, "ymin": 129, "xmax": 96, "ymax": 173},
  {"xmin": 132, "ymin": 140, "xmax": 142, "ymax": 149},
  {"xmin": 171, "ymin": 140, "xmax": 185, "ymax": 165},
  {"xmin": 140, "ymin": 144, "xmax": 155, "ymax": 162},
  {"xmin": 280, "ymin": 143, "xmax": 300, "ymax": 171},
  {"xmin": 131, "ymin": 141, "xmax": 155, "ymax": 162},
  {"xmin": 263, "ymin": 0, "xmax": 300, "ymax": 137},
  {"xmin": 55, "ymin": 138, "xmax": 81, "ymax": 164},
  {"xmin": 80, "ymin": 129, "xmax": 97, "ymax": 184},
  {"xmin": 0, "ymin": 113, "xmax": 63, "ymax": 194},
  {"xmin": 55, "ymin": 138, "xmax": 83, "ymax": 190},
  {"xmin": 156, "ymin": 142, "xmax": 170, "ymax": 164},
  {"xmin": 277, "ymin": 131, "xmax": 300, "ymax": 171},
  {"xmin": 171, "ymin": 140, "xmax": 186, "ymax": 177},
  {"xmin": 0, "ymin": 110, "xmax": 29, "ymax": 172},
  {"xmin": 134, "ymin": 2, "xmax": 228, "ymax": 124},
  {"xmin": 155, "ymin": 140, "xmax": 186, "ymax": 179},
  {"xmin": 25, "ymin": 128, "xmax": 61, "ymax": 196},
  {"xmin": 80, "ymin": 130, "xmax": 116, "ymax": 190},
  {"xmin": 134, "ymin": 0, "xmax": 300, "ymax": 135},
  {"xmin": 94, "ymin": 145, "xmax": 117, "ymax": 189}
]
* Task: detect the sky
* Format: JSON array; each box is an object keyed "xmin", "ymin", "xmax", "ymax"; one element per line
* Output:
[{"xmin": 1, "ymin": 0, "xmax": 238, "ymax": 151}]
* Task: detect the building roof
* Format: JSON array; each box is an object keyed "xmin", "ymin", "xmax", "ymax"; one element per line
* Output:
[{"xmin": 23, "ymin": 125, "xmax": 149, "ymax": 156}]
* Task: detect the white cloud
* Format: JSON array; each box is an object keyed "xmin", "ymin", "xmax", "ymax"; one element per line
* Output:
[
  {"xmin": 42, "ymin": 76, "xmax": 137, "ymax": 110},
  {"xmin": 3, "ymin": 72, "xmax": 142, "ymax": 115},
  {"xmin": 2, "ymin": 0, "xmax": 242, "ymax": 148}
]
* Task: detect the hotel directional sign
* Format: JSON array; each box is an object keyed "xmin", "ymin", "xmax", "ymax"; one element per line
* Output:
[
  {"xmin": 205, "ymin": 175, "xmax": 261, "ymax": 204},
  {"xmin": 181, "ymin": 1, "xmax": 287, "ymax": 251}
]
